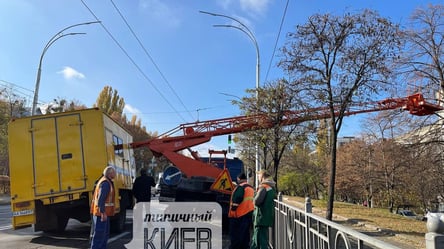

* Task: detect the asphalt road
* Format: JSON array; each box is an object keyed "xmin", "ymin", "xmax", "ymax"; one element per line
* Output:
[
  {"xmin": 0, "ymin": 198, "xmax": 230, "ymax": 249},
  {"xmin": 0, "ymin": 203, "xmax": 12, "ymax": 230},
  {"xmin": 0, "ymin": 208, "xmax": 132, "ymax": 249}
]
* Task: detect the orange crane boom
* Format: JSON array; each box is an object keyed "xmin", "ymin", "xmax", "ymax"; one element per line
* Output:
[{"xmin": 131, "ymin": 93, "xmax": 442, "ymax": 179}]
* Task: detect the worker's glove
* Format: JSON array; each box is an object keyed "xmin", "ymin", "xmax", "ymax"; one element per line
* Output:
[{"xmin": 231, "ymin": 205, "xmax": 238, "ymax": 211}]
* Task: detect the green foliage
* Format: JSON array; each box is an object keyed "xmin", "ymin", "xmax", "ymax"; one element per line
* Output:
[
  {"xmin": 278, "ymin": 172, "xmax": 299, "ymax": 195},
  {"xmin": 95, "ymin": 85, "xmax": 125, "ymax": 117},
  {"xmin": 234, "ymin": 79, "xmax": 310, "ymax": 184},
  {"xmin": 279, "ymin": 171, "xmax": 318, "ymax": 197}
]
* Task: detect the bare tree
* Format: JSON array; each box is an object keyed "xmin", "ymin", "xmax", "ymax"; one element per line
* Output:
[
  {"xmin": 402, "ymin": 4, "xmax": 444, "ymax": 95},
  {"xmin": 279, "ymin": 10, "xmax": 403, "ymax": 220},
  {"xmin": 361, "ymin": 112, "xmax": 410, "ymax": 211},
  {"xmin": 399, "ymin": 3, "xmax": 444, "ymax": 212}
]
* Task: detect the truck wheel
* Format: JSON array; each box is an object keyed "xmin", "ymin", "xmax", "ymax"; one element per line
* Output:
[
  {"xmin": 111, "ymin": 208, "xmax": 126, "ymax": 233},
  {"xmin": 56, "ymin": 215, "xmax": 69, "ymax": 232}
]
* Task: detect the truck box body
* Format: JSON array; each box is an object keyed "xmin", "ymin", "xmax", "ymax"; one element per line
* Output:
[{"xmin": 8, "ymin": 108, "xmax": 135, "ymax": 232}]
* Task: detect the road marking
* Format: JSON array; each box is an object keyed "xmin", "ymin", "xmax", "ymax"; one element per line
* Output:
[
  {"xmin": 0, "ymin": 225, "xmax": 12, "ymax": 231},
  {"xmin": 108, "ymin": 231, "xmax": 130, "ymax": 244}
]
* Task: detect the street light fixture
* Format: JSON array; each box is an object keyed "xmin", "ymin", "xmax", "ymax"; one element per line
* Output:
[
  {"xmin": 199, "ymin": 11, "xmax": 260, "ymax": 90},
  {"xmin": 32, "ymin": 21, "xmax": 100, "ymax": 115},
  {"xmin": 200, "ymin": 11, "xmax": 261, "ymax": 187}
]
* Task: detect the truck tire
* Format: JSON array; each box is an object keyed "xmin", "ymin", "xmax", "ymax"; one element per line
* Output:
[{"xmin": 56, "ymin": 215, "xmax": 69, "ymax": 232}]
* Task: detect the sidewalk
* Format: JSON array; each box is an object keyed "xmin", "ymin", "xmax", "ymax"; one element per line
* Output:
[{"xmin": 0, "ymin": 194, "xmax": 10, "ymax": 205}]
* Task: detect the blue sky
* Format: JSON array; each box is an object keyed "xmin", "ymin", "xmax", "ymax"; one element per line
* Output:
[{"xmin": 0, "ymin": 0, "xmax": 441, "ymax": 154}]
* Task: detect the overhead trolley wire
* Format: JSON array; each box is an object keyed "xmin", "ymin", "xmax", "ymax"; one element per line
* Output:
[
  {"xmin": 0, "ymin": 79, "xmax": 37, "ymax": 101},
  {"xmin": 0, "ymin": 79, "xmax": 34, "ymax": 94},
  {"xmin": 109, "ymin": 0, "xmax": 195, "ymax": 121},
  {"xmin": 264, "ymin": 0, "xmax": 290, "ymax": 83},
  {"xmin": 80, "ymin": 0, "xmax": 187, "ymax": 122}
]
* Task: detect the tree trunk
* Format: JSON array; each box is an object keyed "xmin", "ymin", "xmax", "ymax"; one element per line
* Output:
[{"xmin": 326, "ymin": 126, "xmax": 338, "ymax": 220}]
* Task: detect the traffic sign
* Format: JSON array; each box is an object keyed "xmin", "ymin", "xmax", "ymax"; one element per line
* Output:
[
  {"xmin": 210, "ymin": 168, "xmax": 234, "ymax": 194},
  {"xmin": 163, "ymin": 166, "xmax": 182, "ymax": 186}
]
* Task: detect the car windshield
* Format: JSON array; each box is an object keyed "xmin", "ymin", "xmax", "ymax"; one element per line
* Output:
[{"xmin": 402, "ymin": 210, "xmax": 415, "ymax": 216}]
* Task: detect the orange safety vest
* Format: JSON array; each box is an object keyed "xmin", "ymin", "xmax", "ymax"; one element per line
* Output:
[
  {"xmin": 90, "ymin": 176, "xmax": 115, "ymax": 216},
  {"xmin": 228, "ymin": 182, "xmax": 254, "ymax": 218}
]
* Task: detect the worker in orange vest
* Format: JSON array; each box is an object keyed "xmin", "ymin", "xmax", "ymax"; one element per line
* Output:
[
  {"xmin": 228, "ymin": 172, "xmax": 255, "ymax": 249},
  {"xmin": 90, "ymin": 166, "xmax": 116, "ymax": 249}
]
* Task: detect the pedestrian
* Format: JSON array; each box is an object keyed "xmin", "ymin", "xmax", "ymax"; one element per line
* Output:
[
  {"xmin": 90, "ymin": 166, "xmax": 116, "ymax": 249},
  {"xmin": 229, "ymin": 172, "xmax": 254, "ymax": 249},
  {"xmin": 132, "ymin": 168, "xmax": 156, "ymax": 203},
  {"xmin": 250, "ymin": 169, "xmax": 276, "ymax": 249}
]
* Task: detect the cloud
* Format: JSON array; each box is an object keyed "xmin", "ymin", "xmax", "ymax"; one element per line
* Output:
[
  {"xmin": 124, "ymin": 104, "xmax": 141, "ymax": 115},
  {"xmin": 58, "ymin": 66, "xmax": 85, "ymax": 80},
  {"xmin": 215, "ymin": 0, "xmax": 271, "ymax": 18},
  {"xmin": 216, "ymin": 0, "xmax": 233, "ymax": 10},
  {"xmin": 139, "ymin": 0, "xmax": 181, "ymax": 28},
  {"xmin": 240, "ymin": 0, "xmax": 272, "ymax": 15}
]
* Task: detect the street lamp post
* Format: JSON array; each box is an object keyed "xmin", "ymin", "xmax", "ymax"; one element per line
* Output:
[
  {"xmin": 200, "ymin": 11, "xmax": 261, "ymax": 187},
  {"xmin": 32, "ymin": 21, "xmax": 100, "ymax": 115}
]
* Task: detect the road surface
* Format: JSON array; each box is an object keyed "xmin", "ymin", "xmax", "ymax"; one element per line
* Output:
[{"xmin": 0, "ymin": 198, "xmax": 230, "ymax": 249}]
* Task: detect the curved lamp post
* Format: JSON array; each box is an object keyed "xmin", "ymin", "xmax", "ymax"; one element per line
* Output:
[
  {"xmin": 200, "ymin": 11, "xmax": 261, "ymax": 187},
  {"xmin": 32, "ymin": 21, "xmax": 100, "ymax": 115},
  {"xmin": 199, "ymin": 11, "xmax": 260, "ymax": 90}
]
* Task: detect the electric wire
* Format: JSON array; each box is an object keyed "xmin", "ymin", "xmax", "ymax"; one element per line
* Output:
[
  {"xmin": 0, "ymin": 79, "xmax": 39, "ymax": 102},
  {"xmin": 0, "ymin": 79, "xmax": 34, "ymax": 94},
  {"xmin": 264, "ymin": 0, "xmax": 290, "ymax": 83},
  {"xmin": 80, "ymin": 0, "xmax": 187, "ymax": 122},
  {"xmin": 109, "ymin": 0, "xmax": 195, "ymax": 121},
  {"xmin": 132, "ymin": 105, "xmax": 226, "ymax": 115}
]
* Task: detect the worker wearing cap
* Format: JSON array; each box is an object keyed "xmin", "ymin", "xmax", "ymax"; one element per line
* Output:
[
  {"xmin": 250, "ymin": 169, "xmax": 276, "ymax": 249},
  {"xmin": 228, "ymin": 172, "xmax": 254, "ymax": 249}
]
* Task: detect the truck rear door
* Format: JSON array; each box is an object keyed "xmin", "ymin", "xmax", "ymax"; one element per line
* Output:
[{"xmin": 32, "ymin": 114, "xmax": 86, "ymax": 196}]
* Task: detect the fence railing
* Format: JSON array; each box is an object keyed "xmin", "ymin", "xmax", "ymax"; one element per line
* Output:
[{"xmin": 271, "ymin": 194, "xmax": 403, "ymax": 249}]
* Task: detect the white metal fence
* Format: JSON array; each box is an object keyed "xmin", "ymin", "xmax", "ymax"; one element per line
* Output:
[{"xmin": 271, "ymin": 195, "xmax": 403, "ymax": 249}]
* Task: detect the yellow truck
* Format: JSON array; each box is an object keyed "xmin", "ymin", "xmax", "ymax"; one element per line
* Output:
[{"xmin": 8, "ymin": 108, "xmax": 135, "ymax": 232}]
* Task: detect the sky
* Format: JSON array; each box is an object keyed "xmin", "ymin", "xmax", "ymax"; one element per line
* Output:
[{"xmin": 0, "ymin": 0, "xmax": 441, "ymax": 155}]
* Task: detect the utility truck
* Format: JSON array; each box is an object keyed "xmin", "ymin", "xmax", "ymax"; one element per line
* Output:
[{"xmin": 8, "ymin": 108, "xmax": 135, "ymax": 232}]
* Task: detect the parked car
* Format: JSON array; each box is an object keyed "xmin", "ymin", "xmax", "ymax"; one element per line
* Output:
[{"xmin": 397, "ymin": 209, "xmax": 417, "ymax": 219}]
